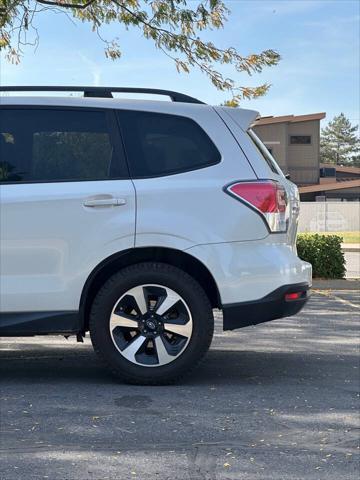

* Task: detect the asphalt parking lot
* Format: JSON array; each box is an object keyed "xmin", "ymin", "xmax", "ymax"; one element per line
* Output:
[{"xmin": 1, "ymin": 290, "xmax": 359, "ymax": 480}]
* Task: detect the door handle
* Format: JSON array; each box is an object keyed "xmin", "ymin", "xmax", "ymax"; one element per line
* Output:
[{"xmin": 83, "ymin": 197, "xmax": 126, "ymax": 207}]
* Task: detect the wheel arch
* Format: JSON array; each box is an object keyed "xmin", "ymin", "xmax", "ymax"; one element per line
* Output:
[{"xmin": 79, "ymin": 247, "xmax": 221, "ymax": 332}]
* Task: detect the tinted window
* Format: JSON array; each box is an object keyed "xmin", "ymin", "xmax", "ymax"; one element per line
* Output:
[
  {"xmin": 290, "ymin": 135, "xmax": 311, "ymax": 145},
  {"xmin": 0, "ymin": 108, "xmax": 126, "ymax": 183},
  {"xmin": 118, "ymin": 111, "xmax": 221, "ymax": 178}
]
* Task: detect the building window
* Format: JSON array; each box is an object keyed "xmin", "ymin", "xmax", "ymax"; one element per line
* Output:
[
  {"xmin": 320, "ymin": 167, "xmax": 336, "ymax": 178},
  {"xmin": 289, "ymin": 135, "xmax": 312, "ymax": 145}
]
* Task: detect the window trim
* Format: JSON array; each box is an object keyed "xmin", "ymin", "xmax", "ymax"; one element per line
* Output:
[
  {"xmin": 289, "ymin": 134, "xmax": 312, "ymax": 146},
  {"xmin": 0, "ymin": 105, "xmax": 130, "ymax": 185},
  {"xmin": 115, "ymin": 109, "xmax": 222, "ymax": 179}
]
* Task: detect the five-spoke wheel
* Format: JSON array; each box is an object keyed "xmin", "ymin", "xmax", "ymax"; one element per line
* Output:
[
  {"xmin": 109, "ymin": 285, "xmax": 193, "ymax": 367},
  {"xmin": 90, "ymin": 263, "xmax": 214, "ymax": 384}
]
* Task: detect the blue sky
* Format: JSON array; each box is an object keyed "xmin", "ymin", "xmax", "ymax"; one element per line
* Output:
[{"xmin": 1, "ymin": 0, "xmax": 359, "ymax": 126}]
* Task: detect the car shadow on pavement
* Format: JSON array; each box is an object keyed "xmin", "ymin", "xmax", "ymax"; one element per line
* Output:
[
  {"xmin": 1, "ymin": 292, "xmax": 358, "ymax": 386},
  {"xmin": 0, "ymin": 341, "xmax": 358, "ymax": 390}
]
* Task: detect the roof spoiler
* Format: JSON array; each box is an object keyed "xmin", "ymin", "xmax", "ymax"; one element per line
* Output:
[{"xmin": 216, "ymin": 106, "xmax": 259, "ymax": 131}]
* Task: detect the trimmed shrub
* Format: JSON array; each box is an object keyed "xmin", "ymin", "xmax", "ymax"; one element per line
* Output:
[{"xmin": 296, "ymin": 234, "xmax": 346, "ymax": 279}]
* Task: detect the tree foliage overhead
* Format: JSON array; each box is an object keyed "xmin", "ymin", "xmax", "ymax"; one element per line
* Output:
[
  {"xmin": 0, "ymin": 0, "xmax": 280, "ymax": 104},
  {"xmin": 320, "ymin": 113, "xmax": 360, "ymax": 166}
]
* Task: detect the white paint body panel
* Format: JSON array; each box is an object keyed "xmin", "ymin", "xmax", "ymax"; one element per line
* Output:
[
  {"xmin": 0, "ymin": 181, "xmax": 135, "ymax": 311},
  {"xmin": 187, "ymin": 239, "xmax": 312, "ymax": 304},
  {"xmin": 131, "ymin": 104, "xmax": 267, "ymax": 249},
  {"xmin": 0, "ymin": 96, "xmax": 311, "ymax": 315}
]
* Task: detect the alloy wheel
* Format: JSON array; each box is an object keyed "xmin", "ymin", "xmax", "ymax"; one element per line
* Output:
[{"xmin": 109, "ymin": 284, "xmax": 193, "ymax": 367}]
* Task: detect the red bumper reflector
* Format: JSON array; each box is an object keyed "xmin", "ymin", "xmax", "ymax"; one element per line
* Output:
[{"xmin": 285, "ymin": 292, "xmax": 302, "ymax": 301}]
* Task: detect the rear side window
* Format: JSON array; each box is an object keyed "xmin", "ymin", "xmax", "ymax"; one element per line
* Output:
[
  {"xmin": 0, "ymin": 108, "xmax": 126, "ymax": 183},
  {"xmin": 117, "ymin": 111, "xmax": 221, "ymax": 178}
]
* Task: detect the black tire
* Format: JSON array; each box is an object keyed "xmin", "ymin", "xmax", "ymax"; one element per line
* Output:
[{"xmin": 89, "ymin": 262, "xmax": 214, "ymax": 385}]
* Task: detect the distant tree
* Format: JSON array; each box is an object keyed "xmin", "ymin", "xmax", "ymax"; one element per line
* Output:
[
  {"xmin": 320, "ymin": 113, "xmax": 360, "ymax": 166},
  {"xmin": 0, "ymin": 0, "xmax": 280, "ymax": 105}
]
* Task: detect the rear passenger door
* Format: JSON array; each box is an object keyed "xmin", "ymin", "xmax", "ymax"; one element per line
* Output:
[{"xmin": 0, "ymin": 106, "xmax": 135, "ymax": 313}]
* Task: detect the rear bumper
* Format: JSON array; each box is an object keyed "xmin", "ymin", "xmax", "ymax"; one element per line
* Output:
[
  {"xmin": 222, "ymin": 282, "xmax": 310, "ymax": 331},
  {"xmin": 186, "ymin": 240, "xmax": 312, "ymax": 305}
]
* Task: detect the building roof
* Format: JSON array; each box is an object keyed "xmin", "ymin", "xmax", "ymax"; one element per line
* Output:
[
  {"xmin": 320, "ymin": 163, "xmax": 360, "ymax": 175},
  {"xmin": 299, "ymin": 179, "xmax": 360, "ymax": 194},
  {"xmin": 254, "ymin": 112, "xmax": 326, "ymax": 126}
]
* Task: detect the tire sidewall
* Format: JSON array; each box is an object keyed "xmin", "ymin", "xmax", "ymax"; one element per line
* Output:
[{"xmin": 90, "ymin": 263, "xmax": 213, "ymax": 382}]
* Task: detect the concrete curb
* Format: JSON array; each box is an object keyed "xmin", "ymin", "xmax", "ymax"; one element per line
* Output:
[{"xmin": 312, "ymin": 279, "xmax": 360, "ymax": 291}]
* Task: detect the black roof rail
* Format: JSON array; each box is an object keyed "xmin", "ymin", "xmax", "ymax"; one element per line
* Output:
[{"xmin": 0, "ymin": 86, "xmax": 205, "ymax": 104}]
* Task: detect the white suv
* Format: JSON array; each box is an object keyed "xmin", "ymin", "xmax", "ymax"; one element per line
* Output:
[{"xmin": 0, "ymin": 86, "xmax": 312, "ymax": 384}]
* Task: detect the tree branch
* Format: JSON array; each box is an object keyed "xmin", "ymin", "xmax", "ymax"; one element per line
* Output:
[
  {"xmin": 36, "ymin": 0, "xmax": 96, "ymax": 10},
  {"xmin": 0, "ymin": 0, "xmax": 280, "ymax": 102}
]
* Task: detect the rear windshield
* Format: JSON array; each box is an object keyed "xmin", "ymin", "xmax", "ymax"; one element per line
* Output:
[{"xmin": 247, "ymin": 129, "xmax": 283, "ymax": 175}]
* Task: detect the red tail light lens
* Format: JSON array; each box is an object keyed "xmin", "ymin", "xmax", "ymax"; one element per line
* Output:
[{"xmin": 225, "ymin": 180, "xmax": 289, "ymax": 232}]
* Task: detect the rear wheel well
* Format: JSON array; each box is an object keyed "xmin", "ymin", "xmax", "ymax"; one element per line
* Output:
[{"xmin": 80, "ymin": 247, "xmax": 221, "ymax": 332}]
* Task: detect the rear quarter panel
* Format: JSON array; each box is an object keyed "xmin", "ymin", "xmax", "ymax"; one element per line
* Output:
[{"xmin": 129, "ymin": 105, "xmax": 270, "ymax": 249}]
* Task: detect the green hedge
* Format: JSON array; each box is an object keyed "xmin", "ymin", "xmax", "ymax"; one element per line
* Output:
[{"xmin": 296, "ymin": 234, "xmax": 346, "ymax": 279}]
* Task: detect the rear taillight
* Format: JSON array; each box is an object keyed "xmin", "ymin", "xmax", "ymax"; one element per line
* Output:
[{"xmin": 225, "ymin": 180, "xmax": 289, "ymax": 233}]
